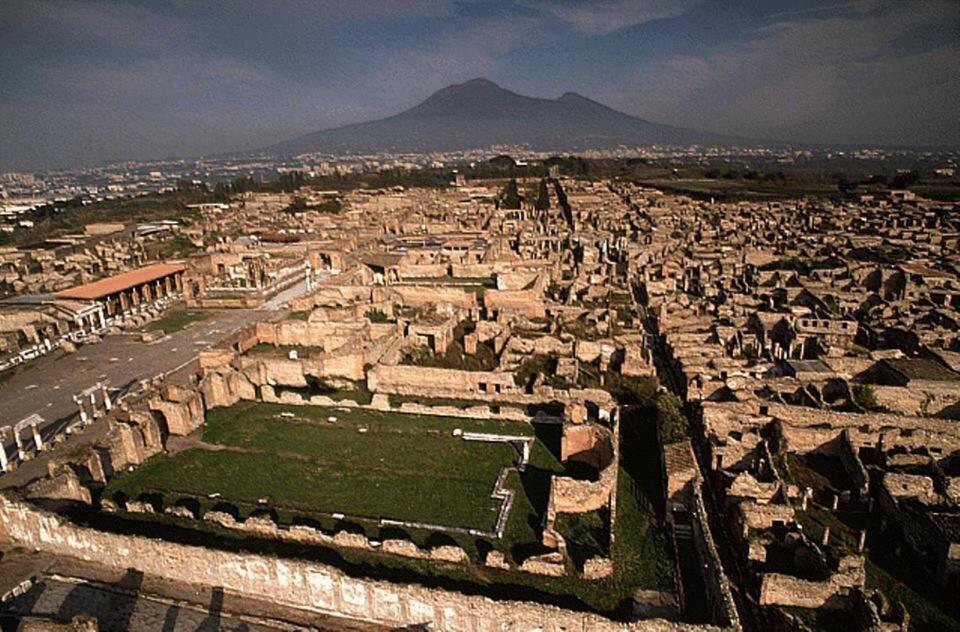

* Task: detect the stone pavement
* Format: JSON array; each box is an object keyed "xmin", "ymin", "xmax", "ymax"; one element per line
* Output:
[
  {"xmin": 0, "ymin": 309, "xmax": 262, "ymax": 435},
  {"xmin": 0, "ymin": 278, "xmax": 311, "ymax": 442}
]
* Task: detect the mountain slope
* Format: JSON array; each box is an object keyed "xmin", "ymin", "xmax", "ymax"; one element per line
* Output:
[{"xmin": 269, "ymin": 78, "xmax": 752, "ymax": 155}]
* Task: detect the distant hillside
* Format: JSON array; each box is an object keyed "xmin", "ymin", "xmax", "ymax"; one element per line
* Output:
[{"xmin": 268, "ymin": 78, "xmax": 756, "ymax": 155}]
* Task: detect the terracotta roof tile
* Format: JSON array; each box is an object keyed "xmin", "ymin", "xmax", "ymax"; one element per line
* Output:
[{"xmin": 57, "ymin": 263, "xmax": 185, "ymax": 300}]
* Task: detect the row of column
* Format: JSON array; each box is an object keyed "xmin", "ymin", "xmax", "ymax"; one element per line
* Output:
[
  {"xmin": 0, "ymin": 415, "xmax": 44, "ymax": 472},
  {"xmin": 1, "ymin": 381, "xmax": 116, "ymax": 473},
  {"xmin": 106, "ymin": 272, "xmax": 184, "ymax": 318},
  {"xmin": 73, "ymin": 306, "xmax": 107, "ymax": 335},
  {"xmin": 74, "ymin": 382, "xmax": 112, "ymax": 425}
]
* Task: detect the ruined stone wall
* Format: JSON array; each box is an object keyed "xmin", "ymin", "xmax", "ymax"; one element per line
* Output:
[
  {"xmin": 302, "ymin": 353, "xmax": 366, "ymax": 382},
  {"xmin": 838, "ymin": 430, "xmax": 869, "ymax": 496},
  {"xmin": 290, "ymin": 285, "xmax": 373, "ymax": 311},
  {"xmin": 0, "ymin": 311, "xmax": 50, "ymax": 332},
  {"xmin": 663, "ymin": 442, "xmax": 698, "ymax": 506},
  {"xmin": 387, "ymin": 285, "xmax": 477, "ymax": 310},
  {"xmin": 397, "ymin": 264, "xmax": 448, "ymax": 278},
  {"xmin": 575, "ymin": 340, "xmax": 617, "ymax": 364},
  {"xmin": 737, "ymin": 501, "xmax": 795, "ymax": 532},
  {"xmin": 198, "ymin": 348, "xmax": 237, "ymax": 370},
  {"xmin": 550, "ymin": 461, "xmax": 617, "ymax": 515},
  {"xmin": 148, "ymin": 386, "xmax": 204, "ymax": 435},
  {"xmin": 391, "ymin": 401, "xmax": 529, "ymax": 422},
  {"xmin": 561, "ymin": 424, "xmax": 614, "ymax": 466},
  {"xmin": 496, "ymin": 271, "xmax": 541, "ymax": 291},
  {"xmin": 755, "ymin": 403, "xmax": 960, "ymax": 455},
  {"xmin": 237, "ymin": 351, "xmax": 367, "ymax": 386},
  {"xmin": 367, "ymin": 364, "xmax": 519, "ymax": 398},
  {"xmin": 503, "ymin": 335, "xmax": 572, "ymax": 357},
  {"xmin": 690, "ymin": 488, "xmax": 741, "ymax": 629},
  {"xmin": 757, "ymin": 555, "xmax": 865, "ymax": 608},
  {"xmin": 0, "ymin": 498, "xmax": 726, "ymax": 632},
  {"xmin": 374, "ymin": 331, "xmax": 405, "ymax": 366},
  {"xmin": 872, "ymin": 383, "xmax": 960, "ymax": 419},
  {"xmin": 251, "ymin": 357, "xmax": 309, "ymax": 388},
  {"xmin": 483, "ymin": 289, "xmax": 545, "ymax": 318},
  {"xmin": 200, "ymin": 369, "xmax": 257, "ymax": 409},
  {"xmin": 24, "ymin": 467, "xmax": 92, "ymax": 504},
  {"xmin": 255, "ymin": 321, "xmax": 370, "ymax": 350},
  {"xmin": 450, "ymin": 263, "xmax": 495, "ymax": 278}
]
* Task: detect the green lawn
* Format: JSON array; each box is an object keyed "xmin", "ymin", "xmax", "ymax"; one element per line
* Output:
[
  {"xmin": 98, "ymin": 401, "xmax": 674, "ymax": 615},
  {"xmin": 144, "ymin": 309, "xmax": 209, "ymax": 334},
  {"xmin": 106, "ymin": 402, "xmax": 529, "ymax": 531}
]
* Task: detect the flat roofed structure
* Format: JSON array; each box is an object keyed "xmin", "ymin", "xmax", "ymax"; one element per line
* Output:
[
  {"xmin": 55, "ymin": 262, "xmax": 186, "ymax": 320},
  {"xmin": 57, "ymin": 263, "xmax": 186, "ymax": 301}
]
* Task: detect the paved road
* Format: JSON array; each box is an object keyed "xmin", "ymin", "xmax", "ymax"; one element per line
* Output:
[
  {"xmin": 0, "ymin": 310, "xmax": 261, "ymax": 433},
  {"xmin": 0, "ymin": 279, "xmax": 309, "ymax": 439}
]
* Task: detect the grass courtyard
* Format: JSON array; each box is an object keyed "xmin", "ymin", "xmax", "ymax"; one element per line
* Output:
[
  {"xmin": 97, "ymin": 401, "xmax": 674, "ymax": 616},
  {"xmin": 106, "ymin": 401, "xmax": 528, "ymax": 532}
]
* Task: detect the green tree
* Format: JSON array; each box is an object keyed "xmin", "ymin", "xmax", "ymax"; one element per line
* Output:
[
  {"xmin": 501, "ymin": 179, "xmax": 522, "ymax": 209},
  {"xmin": 854, "ymin": 384, "xmax": 882, "ymax": 411},
  {"xmin": 535, "ymin": 179, "xmax": 550, "ymax": 211},
  {"xmin": 656, "ymin": 392, "xmax": 688, "ymax": 444},
  {"xmin": 891, "ymin": 170, "xmax": 920, "ymax": 189}
]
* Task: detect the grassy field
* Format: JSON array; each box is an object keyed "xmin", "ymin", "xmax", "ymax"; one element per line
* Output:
[
  {"xmin": 97, "ymin": 401, "xmax": 674, "ymax": 614},
  {"xmin": 144, "ymin": 309, "xmax": 209, "ymax": 334},
  {"xmin": 106, "ymin": 402, "xmax": 529, "ymax": 531},
  {"xmin": 108, "ymin": 402, "xmax": 525, "ymax": 530}
]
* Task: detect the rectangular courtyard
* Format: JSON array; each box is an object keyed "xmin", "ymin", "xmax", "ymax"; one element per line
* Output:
[{"xmin": 105, "ymin": 401, "xmax": 534, "ymax": 533}]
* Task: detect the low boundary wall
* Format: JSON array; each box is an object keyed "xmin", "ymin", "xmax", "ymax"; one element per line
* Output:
[{"xmin": 0, "ymin": 497, "xmax": 727, "ymax": 631}]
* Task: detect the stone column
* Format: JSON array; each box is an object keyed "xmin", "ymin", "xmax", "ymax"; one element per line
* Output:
[
  {"xmin": 14, "ymin": 431, "xmax": 26, "ymax": 461},
  {"xmin": 90, "ymin": 391, "xmax": 101, "ymax": 419},
  {"xmin": 98, "ymin": 308, "xmax": 106, "ymax": 329},
  {"xmin": 521, "ymin": 441, "xmax": 530, "ymax": 470},
  {"xmin": 31, "ymin": 422, "xmax": 43, "ymax": 452},
  {"xmin": 0, "ymin": 441, "xmax": 8, "ymax": 471},
  {"xmin": 75, "ymin": 396, "xmax": 89, "ymax": 424},
  {"xmin": 101, "ymin": 382, "xmax": 112, "ymax": 411}
]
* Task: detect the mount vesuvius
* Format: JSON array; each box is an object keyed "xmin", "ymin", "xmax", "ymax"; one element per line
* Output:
[{"xmin": 268, "ymin": 78, "xmax": 753, "ymax": 155}]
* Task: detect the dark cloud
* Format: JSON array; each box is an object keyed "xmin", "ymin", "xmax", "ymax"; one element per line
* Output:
[{"xmin": 0, "ymin": 0, "xmax": 957, "ymax": 170}]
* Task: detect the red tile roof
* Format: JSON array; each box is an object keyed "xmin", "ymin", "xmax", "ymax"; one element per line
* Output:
[{"xmin": 57, "ymin": 263, "xmax": 185, "ymax": 300}]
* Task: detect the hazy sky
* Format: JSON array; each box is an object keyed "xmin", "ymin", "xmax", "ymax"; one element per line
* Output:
[{"xmin": 1, "ymin": 0, "xmax": 958, "ymax": 171}]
